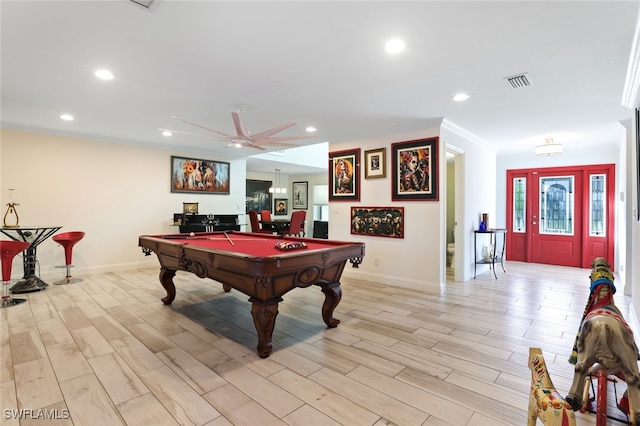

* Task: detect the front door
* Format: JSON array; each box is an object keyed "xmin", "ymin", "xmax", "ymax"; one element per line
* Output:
[{"xmin": 506, "ymin": 164, "xmax": 614, "ymax": 269}]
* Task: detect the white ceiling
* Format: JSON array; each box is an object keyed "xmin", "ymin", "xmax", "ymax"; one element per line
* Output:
[{"xmin": 1, "ymin": 1, "xmax": 638, "ymax": 176}]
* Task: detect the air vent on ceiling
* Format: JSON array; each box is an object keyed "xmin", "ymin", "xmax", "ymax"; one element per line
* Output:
[
  {"xmin": 129, "ymin": 0, "xmax": 159, "ymax": 11},
  {"xmin": 504, "ymin": 73, "xmax": 532, "ymax": 89}
]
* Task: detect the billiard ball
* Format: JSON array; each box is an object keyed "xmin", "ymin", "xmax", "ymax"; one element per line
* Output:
[{"xmin": 189, "ymin": 232, "xmax": 195, "ymax": 237}]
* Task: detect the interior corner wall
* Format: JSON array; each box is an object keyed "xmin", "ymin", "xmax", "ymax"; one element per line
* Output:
[
  {"xmin": 440, "ymin": 124, "xmax": 497, "ymax": 282},
  {"xmin": 0, "ymin": 128, "xmax": 247, "ymax": 279}
]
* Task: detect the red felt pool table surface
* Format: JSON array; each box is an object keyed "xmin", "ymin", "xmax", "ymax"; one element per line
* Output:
[
  {"xmin": 155, "ymin": 232, "xmax": 342, "ymax": 257},
  {"xmin": 139, "ymin": 231, "xmax": 365, "ymax": 357}
]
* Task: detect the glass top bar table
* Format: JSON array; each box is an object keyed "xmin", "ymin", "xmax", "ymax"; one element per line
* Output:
[{"xmin": 0, "ymin": 226, "xmax": 62, "ymax": 293}]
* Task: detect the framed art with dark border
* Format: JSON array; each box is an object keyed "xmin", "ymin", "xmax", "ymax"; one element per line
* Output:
[
  {"xmin": 329, "ymin": 148, "xmax": 360, "ymax": 201},
  {"xmin": 183, "ymin": 202, "xmax": 198, "ymax": 214},
  {"xmin": 364, "ymin": 148, "xmax": 386, "ymax": 179},
  {"xmin": 391, "ymin": 137, "xmax": 438, "ymax": 201},
  {"xmin": 171, "ymin": 156, "xmax": 230, "ymax": 194},
  {"xmin": 246, "ymin": 179, "xmax": 272, "ymax": 214},
  {"xmin": 351, "ymin": 206, "xmax": 404, "ymax": 238},
  {"xmin": 292, "ymin": 181, "xmax": 308, "ymax": 209},
  {"xmin": 274, "ymin": 198, "xmax": 288, "ymax": 216}
]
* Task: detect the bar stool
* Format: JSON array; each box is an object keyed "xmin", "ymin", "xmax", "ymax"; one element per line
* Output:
[
  {"xmin": 1, "ymin": 240, "xmax": 30, "ymax": 308},
  {"xmin": 52, "ymin": 231, "xmax": 85, "ymax": 285}
]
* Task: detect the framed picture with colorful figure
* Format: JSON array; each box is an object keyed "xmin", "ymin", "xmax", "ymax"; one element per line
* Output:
[
  {"xmin": 171, "ymin": 156, "xmax": 230, "ymax": 194},
  {"xmin": 274, "ymin": 198, "xmax": 288, "ymax": 216},
  {"xmin": 350, "ymin": 206, "xmax": 404, "ymax": 238},
  {"xmin": 329, "ymin": 148, "xmax": 360, "ymax": 201},
  {"xmin": 391, "ymin": 137, "xmax": 439, "ymax": 201}
]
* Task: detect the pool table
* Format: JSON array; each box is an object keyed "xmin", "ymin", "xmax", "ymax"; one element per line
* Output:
[{"xmin": 139, "ymin": 231, "xmax": 365, "ymax": 357}]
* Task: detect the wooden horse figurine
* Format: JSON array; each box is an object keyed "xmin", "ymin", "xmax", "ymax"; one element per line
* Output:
[
  {"xmin": 528, "ymin": 347, "xmax": 577, "ymax": 426},
  {"xmin": 565, "ymin": 257, "xmax": 640, "ymax": 424}
]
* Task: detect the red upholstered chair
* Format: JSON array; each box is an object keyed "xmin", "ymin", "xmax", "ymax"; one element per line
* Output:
[
  {"xmin": 260, "ymin": 210, "xmax": 272, "ymax": 222},
  {"xmin": 52, "ymin": 231, "xmax": 85, "ymax": 285},
  {"xmin": 1, "ymin": 240, "xmax": 30, "ymax": 308},
  {"xmin": 278, "ymin": 211, "xmax": 305, "ymax": 237},
  {"xmin": 249, "ymin": 211, "xmax": 271, "ymax": 234}
]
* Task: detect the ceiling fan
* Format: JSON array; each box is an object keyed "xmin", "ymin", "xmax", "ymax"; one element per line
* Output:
[{"xmin": 160, "ymin": 112, "xmax": 314, "ymax": 150}]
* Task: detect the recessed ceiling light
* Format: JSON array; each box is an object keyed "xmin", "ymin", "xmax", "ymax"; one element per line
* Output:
[
  {"xmin": 162, "ymin": 130, "xmax": 172, "ymax": 137},
  {"xmin": 452, "ymin": 93, "xmax": 470, "ymax": 102},
  {"xmin": 94, "ymin": 69, "xmax": 114, "ymax": 80},
  {"xmin": 306, "ymin": 126, "xmax": 317, "ymax": 133},
  {"xmin": 60, "ymin": 114, "xmax": 74, "ymax": 121},
  {"xmin": 385, "ymin": 38, "xmax": 405, "ymax": 54}
]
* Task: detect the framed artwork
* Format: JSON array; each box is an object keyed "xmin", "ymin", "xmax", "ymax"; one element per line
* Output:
[
  {"xmin": 364, "ymin": 148, "xmax": 386, "ymax": 179},
  {"xmin": 171, "ymin": 156, "xmax": 230, "ymax": 194},
  {"xmin": 183, "ymin": 202, "xmax": 198, "ymax": 214},
  {"xmin": 391, "ymin": 137, "xmax": 439, "ymax": 201},
  {"xmin": 292, "ymin": 181, "xmax": 308, "ymax": 209},
  {"xmin": 274, "ymin": 198, "xmax": 288, "ymax": 216},
  {"xmin": 351, "ymin": 207, "xmax": 404, "ymax": 238},
  {"xmin": 329, "ymin": 148, "xmax": 360, "ymax": 201},
  {"xmin": 246, "ymin": 179, "xmax": 273, "ymax": 214}
]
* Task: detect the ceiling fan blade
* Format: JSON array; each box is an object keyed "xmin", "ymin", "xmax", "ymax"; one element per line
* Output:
[
  {"xmin": 250, "ymin": 121, "xmax": 297, "ymax": 140},
  {"xmin": 172, "ymin": 116, "xmax": 233, "ymax": 139},
  {"xmin": 158, "ymin": 128, "xmax": 214, "ymax": 138},
  {"xmin": 231, "ymin": 112, "xmax": 249, "ymax": 138},
  {"xmin": 254, "ymin": 135, "xmax": 316, "ymax": 143},
  {"xmin": 254, "ymin": 142, "xmax": 300, "ymax": 147}
]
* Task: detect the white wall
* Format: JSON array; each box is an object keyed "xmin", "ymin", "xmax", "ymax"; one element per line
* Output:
[{"xmin": 1, "ymin": 128, "xmax": 247, "ymax": 279}]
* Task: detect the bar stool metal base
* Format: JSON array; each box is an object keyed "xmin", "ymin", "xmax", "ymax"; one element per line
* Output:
[
  {"xmin": 54, "ymin": 277, "xmax": 83, "ymax": 285},
  {"xmin": 53, "ymin": 265, "xmax": 82, "ymax": 285},
  {"xmin": 2, "ymin": 280, "xmax": 27, "ymax": 309},
  {"xmin": 2, "ymin": 296, "xmax": 27, "ymax": 308}
]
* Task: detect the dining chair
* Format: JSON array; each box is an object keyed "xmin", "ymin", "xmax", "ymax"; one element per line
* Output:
[
  {"xmin": 260, "ymin": 210, "xmax": 272, "ymax": 222},
  {"xmin": 249, "ymin": 210, "xmax": 272, "ymax": 234},
  {"xmin": 278, "ymin": 211, "xmax": 305, "ymax": 237}
]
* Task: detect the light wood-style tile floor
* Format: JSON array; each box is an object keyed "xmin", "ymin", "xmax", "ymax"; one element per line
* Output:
[{"xmin": 1, "ymin": 261, "xmax": 630, "ymax": 425}]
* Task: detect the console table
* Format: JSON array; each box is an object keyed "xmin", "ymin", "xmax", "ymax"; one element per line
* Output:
[
  {"xmin": 1, "ymin": 225, "xmax": 62, "ymax": 293},
  {"xmin": 173, "ymin": 214, "xmax": 240, "ymax": 233},
  {"xmin": 474, "ymin": 228, "xmax": 507, "ymax": 279}
]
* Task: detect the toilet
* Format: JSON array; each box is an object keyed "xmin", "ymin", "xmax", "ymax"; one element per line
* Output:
[{"xmin": 447, "ymin": 227, "xmax": 456, "ymax": 268}]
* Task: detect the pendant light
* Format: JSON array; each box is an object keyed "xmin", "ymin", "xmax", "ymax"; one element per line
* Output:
[{"xmin": 269, "ymin": 169, "xmax": 286, "ymax": 194}]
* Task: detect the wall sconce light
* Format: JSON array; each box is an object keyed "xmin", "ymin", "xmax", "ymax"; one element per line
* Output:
[
  {"xmin": 268, "ymin": 169, "xmax": 286, "ymax": 194},
  {"xmin": 3, "ymin": 189, "xmax": 20, "ymax": 228},
  {"xmin": 535, "ymin": 137, "xmax": 563, "ymax": 156}
]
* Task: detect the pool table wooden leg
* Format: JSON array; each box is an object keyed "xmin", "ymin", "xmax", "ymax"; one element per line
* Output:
[
  {"xmin": 249, "ymin": 297, "xmax": 282, "ymax": 358},
  {"xmin": 318, "ymin": 280, "xmax": 342, "ymax": 328},
  {"xmin": 159, "ymin": 267, "xmax": 177, "ymax": 305}
]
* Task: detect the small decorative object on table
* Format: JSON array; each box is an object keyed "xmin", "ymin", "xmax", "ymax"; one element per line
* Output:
[
  {"xmin": 3, "ymin": 189, "xmax": 19, "ymax": 228},
  {"xmin": 274, "ymin": 241, "xmax": 307, "ymax": 251}
]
